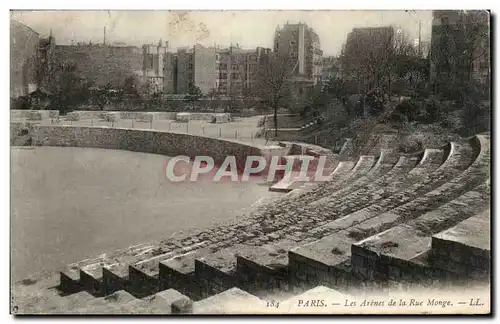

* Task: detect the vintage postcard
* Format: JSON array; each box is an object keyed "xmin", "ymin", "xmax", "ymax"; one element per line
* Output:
[{"xmin": 10, "ymin": 9, "xmax": 491, "ymax": 315}]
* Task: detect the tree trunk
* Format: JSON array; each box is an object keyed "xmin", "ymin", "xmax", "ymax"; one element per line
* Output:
[{"xmin": 273, "ymin": 106, "xmax": 278, "ymax": 138}]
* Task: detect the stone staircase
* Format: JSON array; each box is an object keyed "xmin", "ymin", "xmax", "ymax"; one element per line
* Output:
[{"xmin": 12, "ymin": 134, "xmax": 490, "ymax": 314}]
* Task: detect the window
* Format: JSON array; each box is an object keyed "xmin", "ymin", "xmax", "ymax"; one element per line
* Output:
[
  {"xmin": 216, "ymin": 54, "xmax": 219, "ymax": 61},
  {"xmin": 232, "ymin": 64, "xmax": 239, "ymax": 70},
  {"xmin": 219, "ymin": 72, "xmax": 227, "ymax": 79},
  {"xmin": 249, "ymin": 55, "xmax": 257, "ymax": 62},
  {"xmin": 231, "ymin": 73, "xmax": 240, "ymax": 80},
  {"xmin": 219, "ymin": 63, "xmax": 228, "ymax": 70},
  {"xmin": 188, "ymin": 63, "xmax": 193, "ymax": 70},
  {"xmin": 290, "ymin": 41, "xmax": 296, "ymax": 46},
  {"xmin": 290, "ymin": 52, "xmax": 296, "ymax": 58}
]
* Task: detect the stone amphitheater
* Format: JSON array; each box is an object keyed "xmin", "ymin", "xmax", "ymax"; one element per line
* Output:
[{"xmin": 11, "ymin": 113, "xmax": 491, "ymax": 314}]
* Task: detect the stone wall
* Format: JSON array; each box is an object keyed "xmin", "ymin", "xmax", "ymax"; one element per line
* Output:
[
  {"xmin": 23, "ymin": 125, "xmax": 263, "ymax": 171},
  {"xmin": 11, "ymin": 110, "xmax": 59, "ymax": 119},
  {"xmin": 175, "ymin": 112, "xmax": 230, "ymax": 123}
]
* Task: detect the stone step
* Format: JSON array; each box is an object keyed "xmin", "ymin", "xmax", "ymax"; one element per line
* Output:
[
  {"xmin": 158, "ymin": 249, "xmax": 209, "ymax": 300},
  {"xmin": 56, "ymin": 136, "xmax": 488, "ymax": 304},
  {"xmin": 288, "ymin": 231, "xmax": 360, "ymax": 292},
  {"xmin": 215, "ymin": 151, "xmax": 450, "ymax": 295},
  {"xmin": 306, "ymin": 139, "xmax": 482, "ymax": 239},
  {"xmin": 72, "ymin": 290, "xmax": 137, "ymax": 314},
  {"xmin": 351, "ymin": 183, "xmax": 490, "ymax": 290},
  {"xmin": 235, "ymin": 241, "xmax": 295, "ymax": 297},
  {"xmin": 59, "ymin": 243, "xmax": 153, "ymax": 294},
  {"xmin": 15, "ymin": 289, "xmax": 95, "ymax": 314},
  {"xmin": 100, "ymin": 241, "xmax": 210, "ymax": 298},
  {"xmin": 431, "ymin": 208, "xmax": 490, "ymax": 277},
  {"xmin": 194, "ymin": 244, "xmax": 250, "ymax": 299},
  {"xmin": 113, "ymin": 289, "xmax": 191, "ymax": 314},
  {"xmin": 282, "ymin": 181, "xmax": 489, "ymax": 295},
  {"xmin": 345, "ymin": 155, "xmax": 490, "ymax": 242},
  {"xmin": 269, "ymin": 172, "xmax": 305, "ymax": 193},
  {"xmin": 260, "ymin": 142, "xmax": 468, "ymax": 246},
  {"xmin": 308, "ymin": 151, "xmax": 403, "ymax": 207},
  {"xmin": 193, "ymin": 287, "xmax": 265, "ymax": 314}
]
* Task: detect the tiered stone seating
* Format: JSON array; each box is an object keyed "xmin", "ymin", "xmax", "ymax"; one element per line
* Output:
[
  {"xmin": 236, "ymin": 136, "xmax": 486, "ymax": 295},
  {"xmin": 51, "ymin": 134, "xmax": 490, "ymax": 313},
  {"xmin": 351, "ymin": 183, "xmax": 490, "ymax": 291},
  {"xmin": 57, "ymin": 154, "xmax": 367, "ymax": 297}
]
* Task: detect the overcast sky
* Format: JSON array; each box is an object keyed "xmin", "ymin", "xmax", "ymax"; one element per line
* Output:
[{"xmin": 11, "ymin": 10, "xmax": 433, "ymax": 56}]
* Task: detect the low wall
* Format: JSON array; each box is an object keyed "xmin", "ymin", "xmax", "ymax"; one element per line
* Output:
[
  {"xmin": 264, "ymin": 128, "xmax": 302, "ymax": 141},
  {"xmin": 18, "ymin": 125, "xmax": 263, "ymax": 171},
  {"xmin": 11, "ymin": 110, "xmax": 59, "ymax": 119},
  {"xmin": 175, "ymin": 113, "xmax": 231, "ymax": 122},
  {"xmin": 67, "ymin": 111, "xmax": 178, "ymax": 120}
]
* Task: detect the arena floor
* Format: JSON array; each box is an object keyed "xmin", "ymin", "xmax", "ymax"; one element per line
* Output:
[{"xmin": 10, "ymin": 146, "xmax": 282, "ymax": 281}]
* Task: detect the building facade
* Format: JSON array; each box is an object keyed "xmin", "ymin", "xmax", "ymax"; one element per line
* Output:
[
  {"xmin": 429, "ymin": 10, "xmax": 490, "ymax": 92},
  {"xmin": 273, "ymin": 22, "xmax": 323, "ymax": 84},
  {"xmin": 55, "ymin": 44, "xmax": 144, "ymax": 89},
  {"xmin": 10, "ymin": 20, "xmax": 39, "ymax": 98},
  {"xmin": 143, "ymin": 42, "xmax": 168, "ymax": 94},
  {"xmin": 215, "ymin": 45, "xmax": 271, "ymax": 96},
  {"xmin": 193, "ymin": 44, "xmax": 217, "ymax": 95}
]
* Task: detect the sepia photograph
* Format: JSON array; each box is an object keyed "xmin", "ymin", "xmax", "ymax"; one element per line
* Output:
[{"xmin": 9, "ymin": 8, "xmax": 491, "ymax": 315}]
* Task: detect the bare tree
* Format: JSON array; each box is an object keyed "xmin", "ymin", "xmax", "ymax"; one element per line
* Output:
[
  {"xmin": 252, "ymin": 53, "xmax": 294, "ymax": 137},
  {"xmin": 340, "ymin": 27, "xmax": 419, "ymax": 99},
  {"xmin": 206, "ymin": 87, "xmax": 218, "ymax": 112}
]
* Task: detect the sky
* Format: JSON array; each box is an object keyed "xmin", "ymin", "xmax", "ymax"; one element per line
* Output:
[{"xmin": 11, "ymin": 10, "xmax": 433, "ymax": 56}]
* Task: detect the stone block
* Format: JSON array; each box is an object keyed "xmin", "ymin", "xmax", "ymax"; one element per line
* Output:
[
  {"xmin": 159, "ymin": 256, "xmax": 203, "ymax": 300},
  {"xmin": 102, "ymin": 266, "xmax": 128, "ymax": 296},
  {"xmin": 171, "ymin": 296, "xmax": 194, "ymax": 314},
  {"xmin": 66, "ymin": 112, "xmax": 80, "ymax": 121},
  {"xmin": 193, "ymin": 287, "xmax": 264, "ymax": 314},
  {"xmin": 59, "ymin": 270, "xmax": 82, "ymax": 293},
  {"xmin": 26, "ymin": 111, "xmax": 42, "ymax": 121},
  {"xmin": 79, "ymin": 267, "xmax": 104, "ymax": 297},
  {"xmin": 431, "ymin": 214, "xmax": 490, "ymax": 269},
  {"xmin": 176, "ymin": 113, "xmax": 190, "ymax": 122},
  {"xmin": 128, "ymin": 265, "xmax": 159, "ymax": 298},
  {"xmin": 103, "ymin": 112, "xmax": 120, "ymax": 122}
]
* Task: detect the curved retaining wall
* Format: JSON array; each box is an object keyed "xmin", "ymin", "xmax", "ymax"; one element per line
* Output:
[
  {"xmin": 23, "ymin": 125, "xmax": 263, "ymax": 170},
  {"xmin": 11, "ymin": 110, "xmax": 59, "ymax": 119}
]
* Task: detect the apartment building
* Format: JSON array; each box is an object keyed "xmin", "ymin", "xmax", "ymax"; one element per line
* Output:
[
  {"xmin": 215, "ymin": 45, "xmax": 271, "ymax": 96},
  {"xmin": 143, "ymin": 42, "xmax": 167, "ymax": 94},
  {"xmin": 165, "ymin": 44, "xmax": 217, "ymax": 95},
  {"xmin": 273, "ymin": 22, "xmax": 323, "ymax": 84},
  {"xmin": 10, "ymin": 20, "xmax": 39, "ymax": 97},
  {"xmin": 430, "ymin": 10, "xmax": 490, "ymax": 91}
]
